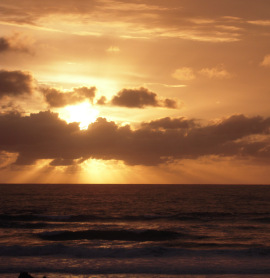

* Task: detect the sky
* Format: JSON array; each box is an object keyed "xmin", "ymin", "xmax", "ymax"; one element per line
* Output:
[{"xmin": 0, "ymin": 0, "xmax": 270, "ymax": 184}]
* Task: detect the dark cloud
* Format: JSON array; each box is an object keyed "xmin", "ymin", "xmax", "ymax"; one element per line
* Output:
[
  {"xmin": 0, "ymin": 70, "xmax": 34, "ymax": 98},
  {"xmin": 0, "ymin": 101, "xmax": 25, "ymax": 114},
  {"xmin": 111, "ymin": 87, "xmax": 177, "ymax": 108},
  {"xmin": 0, "ymin": 38, "xmax": 10, "ymax": 52},
  {"xmin": 163, "ymin": 98, "xmax": 178, "ymax": 109},
  {"xmin": 111, "ymin": 87, "xmax": 158, "ymax": 108},
  {"xmin": 0, "ymin": 69, "xmax": 176, "ymax": 110},
  {"xmin": 42, "ymin": 86, "xmax": 96, "ymax": 107},
  {"xmin": 0, "ymin": 112, "xmax": 270, "ymax": 166},
  {"xmin": 97, "ymin": 96, "xmax": 107, "ymax": 105},
  {"xmin": 0, "ymin": 111, "xmax": 81, "ymax": 165},
  {"xmin": 50, "ymin": 158, "xmax": 76, "ymax": 166},
  {"xmin": 141, "ymin": 117, "xmax": 196, "ymax": 130},
  {"xmin": 0, "ymin": 34, "xmax": 32, "ymax": 53}
]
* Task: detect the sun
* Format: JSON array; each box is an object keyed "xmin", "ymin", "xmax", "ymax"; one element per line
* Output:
[{"xmin": 58, "ymin": 101, "xmax": 99, "ymax": 130}]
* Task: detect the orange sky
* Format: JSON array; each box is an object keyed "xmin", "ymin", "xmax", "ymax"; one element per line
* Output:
[{"xmin": 0, "ymin": 0, "xmax": 270, "ymax": 184}]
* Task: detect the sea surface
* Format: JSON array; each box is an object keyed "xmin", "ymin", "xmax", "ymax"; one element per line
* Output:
[{"xmin": 0, "ymin": 184, "xmax": 270, "ymax": 278}]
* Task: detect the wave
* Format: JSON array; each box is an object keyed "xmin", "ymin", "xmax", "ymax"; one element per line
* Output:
[
  {"xmin": 1, "ymin": 244, "xmax": 270, "ymax": 258},
  {"xmin": 0, "ymin": 214, "xmax": 73, "ymax": 222},
  {"xmin": 252, "ymin": 217, "xmax": 270, "ymax": 223},
  {"xmin": 1, "ymin": 212, "xmax": 269, "ymax": 223},
  {"xmin": 37, "ymin": 229, "xmax": 194, "ymax": 242},
  {"xmin": 1, "ymin": 266, "xmax": 270, "ymax": 276}
]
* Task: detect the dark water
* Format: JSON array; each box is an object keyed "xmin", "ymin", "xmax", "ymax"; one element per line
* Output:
[{"xmin": 0, "ymin": 184, "xmax": 270, "ymax": 277}]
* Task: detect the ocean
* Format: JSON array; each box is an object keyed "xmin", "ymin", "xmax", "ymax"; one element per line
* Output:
[{"xmin": 0, "ymin": 184, "xmax": 270, "ymax": 278}]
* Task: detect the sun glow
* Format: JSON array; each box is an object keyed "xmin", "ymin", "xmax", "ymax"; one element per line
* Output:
[{"xmin": 58, "ymin": 102, "xmax": 99, "ymax": 129}]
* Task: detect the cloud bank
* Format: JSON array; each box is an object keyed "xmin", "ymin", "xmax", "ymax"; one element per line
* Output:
[{"xmin": 0, "ymin": 112, "xmax": 269, "ymax": 167}]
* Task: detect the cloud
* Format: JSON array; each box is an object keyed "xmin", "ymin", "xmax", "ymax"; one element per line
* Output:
[
  {"xmin": 248, "ymin": 20, "xmax": 270, "ymax": 26},
  {"xmin": 111, "ymin": 87, "xmax": 158, "ymax": 108},
  {"xmin": 0, "ymin": 69, "xmax": 176, "ymax": 110},
  {"xmin": 163, "ymin": 98, "xmax": 178, "ymax": 109},
  {"xmin": 0, "ymin": 1, "xmax": 246, "ymax": 42},
  {"xmin": 110, "ymin": 87, "xmax": 178, "ymax": 108},
  {"xmin": 0, "ymin": 38, "xmax": 10, "ymax": 52},
  {"xmin": 172, "ymin": 67, "xmax": 195, "ymax": 81},
  {"xmin": 0, "ymin": 101, "xmax": 25, "ymax": 114},
  {"xmin": 260, "ymin": 54, "xmax": 270, "ymax": 67},
  {"xmin": 97, "ymin": 96, "xmax": 107, "ymax": 105},
  {"xmin": 145, "ymin": 83, "xmax": 186, "ymax": 88},
  {"xmin": 173, "ymin": 65, "xmax": 231, "ymax": 81},
  {"xmin": 0, "ymin": 70, "xmax": 34, "ymax": 98},
  {"xmin": 141, "ymin": 117, "xmax": 196, "ymax": 130},
  {"xmin": 42, "ymin": 86, "xmax": 96, "ymax": 107},
  {"xmin": 0, "ymin": 111, "xmax": 81, "ymax": 165},
  {"xmin": 0, "ymin": 112, "xmax": 270, "ymax": 166},
  {"xmin": 50, "ymin": 158, "xmax": 76, "ymax": 166},
  {"xmin": 0, "ymin": 33, "xmax": 33, "ymax": 53},
  {"xmin": 0, "ymin": 151, "xmax": 17, "ymax": 169},
  {"xmin": 199, "ymin": 66, "xmax": 231, "ymax": 79}
]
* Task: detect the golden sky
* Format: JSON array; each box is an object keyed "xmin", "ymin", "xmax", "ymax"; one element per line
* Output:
[{"xmin": 0, "ymin": 0, "xmax": 270, "ymax": 184}]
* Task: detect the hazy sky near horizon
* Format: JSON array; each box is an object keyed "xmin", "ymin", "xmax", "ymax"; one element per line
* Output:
[{"xmin": 1, "ymin": 0, "xmax": 270, "ymax": 184}]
